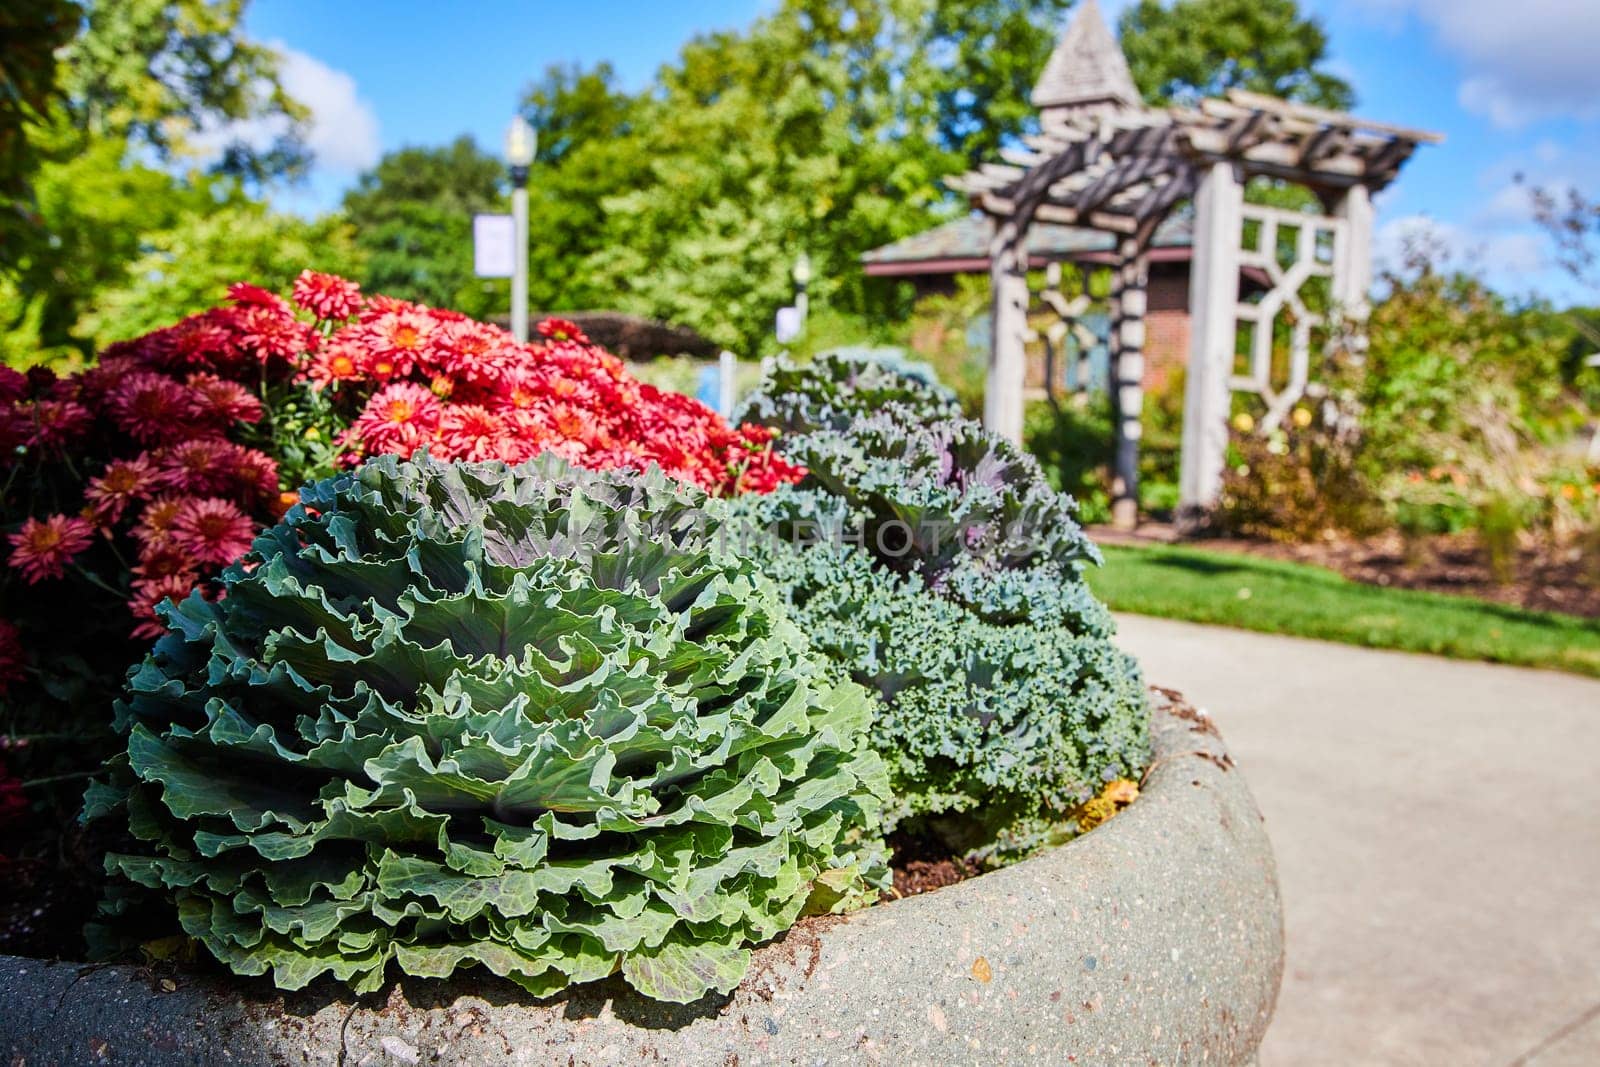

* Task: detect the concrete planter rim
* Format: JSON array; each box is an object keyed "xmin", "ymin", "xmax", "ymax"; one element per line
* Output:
[{"xmin": 0, "ymin": 689, "xmax": 1284, "ymax": 1066}]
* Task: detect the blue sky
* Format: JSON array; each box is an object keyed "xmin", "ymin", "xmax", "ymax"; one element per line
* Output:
[{"xmin": 245, "ymin": 0, "xmax": 1600, "ymax": 304}]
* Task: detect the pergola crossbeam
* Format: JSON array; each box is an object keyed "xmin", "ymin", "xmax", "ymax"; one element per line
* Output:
[{"xmin": 955, "ymin": 0, "xmax": 1438, "ymax": 529}]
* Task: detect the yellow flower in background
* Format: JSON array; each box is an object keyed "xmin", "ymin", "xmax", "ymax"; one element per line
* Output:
[
  {"xmin": 1232, "ymin": 412, "xmax": 1256, "ymax": 434},
  {"xmin": 1292, "ymin": 406, "xmax": 1314, "ymax": 429}
]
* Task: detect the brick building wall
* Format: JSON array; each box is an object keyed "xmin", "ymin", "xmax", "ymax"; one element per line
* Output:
[{"xmin": 1143, "ymin": 261, "xmax": 1190, "ymax": 394}]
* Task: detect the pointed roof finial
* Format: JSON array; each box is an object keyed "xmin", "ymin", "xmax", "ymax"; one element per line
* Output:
[{"xmin": 1032, "ymin": 0, "xmax": 1141, "ymax": 119}]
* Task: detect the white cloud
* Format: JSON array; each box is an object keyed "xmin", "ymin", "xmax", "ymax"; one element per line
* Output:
[
  {"xmin": 1352, "ymin": 0, "xmax": 1600, "ymax": 128},
  {"xmin": 1376, "ymin": 213, "xmax": 1546, "ymax": 281},
  {"xmin": 276, "ymin": 46, "xmax": 381, "ymax": 173},
  {"xmin": 189, "ymin": 44, "xmax": 380, "ymax": 177}
]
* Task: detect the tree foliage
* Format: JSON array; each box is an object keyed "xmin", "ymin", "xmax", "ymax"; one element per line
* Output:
[
  {"xmin": 2, "ymin": 0, "xmax": 314, "ymax": 358},
  {"xmin": 341, "ymin": 138, "xmax": 508, "ymax": 319},
  {"xmin": 74, "ymin": 206, "xmax": 364, "ymax": 346},
  {"xmin": 0, "ymin": 0, "xmax": 80, "ymax": 243},
  {"xmin": 57, "ymin": 0, "xmax": 308, "ymax": 184},
  {"xmin": 1119, "ymin": 0, "xmax": 1354, "ymax": 109},
  {"xmin": 498, "ymin": 0, "xmax": 1356, "ymax": 354}
]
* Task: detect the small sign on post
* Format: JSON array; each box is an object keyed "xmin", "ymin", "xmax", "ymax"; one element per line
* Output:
[
  {"xmin": 473, "ymin": 214, "xmax": 515, "ymax": 278},
  {"xmin": 775, "ymin": 306, "xmax": 801, "ymax": 345}
]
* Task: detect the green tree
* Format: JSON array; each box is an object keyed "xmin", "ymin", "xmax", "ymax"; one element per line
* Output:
[
  {"xmin": 0, "ymin": 0, "xmax": 80, "ymax": 244},
  {"xmin": 1119, "ymin": 0, "xmax": 1354, "ymax": 109},
  {"xmin": 549, "ymin": 0, "xmax": 958, "ymax": 352},
  {"xmin": 74, "ymin": 203, "xmax": 364, "ymax": 346},
  {"xmin": 922, "ymin": 0, "xmax": 1075, "ymax": 167},
  {"xmin": 3, "ymin": 0, "xmax": 313, "ymax": 357},
  {"xmin": 519, "ymin": 63, "xmax": 652, "ymax": 313},
  {"xmin": 9, "ymin": 138, "xmax": 241, "ymax": 348},
  {"xmin": 342, "ymin": 137, "xmax": 508, "ymax": 318},
  {"xmin": 57, "ymin": 0, "xmax": 308, "ymax": 184}
]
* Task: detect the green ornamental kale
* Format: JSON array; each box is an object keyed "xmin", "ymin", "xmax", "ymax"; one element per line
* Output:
[
  {"xmin": 760, "ymin": 403, "xmax": 1103, "ymax": 619},
  {"xmin": 86, "ymin": 453, "xmax": 888, "ymax": 1003},
  {"xmin": 733, "ymin": 351, "xmax": 962, "ymax": 437},
  {"xmin": 731, "ymin": 404, "xmax": 1148, "ymax": 855}
]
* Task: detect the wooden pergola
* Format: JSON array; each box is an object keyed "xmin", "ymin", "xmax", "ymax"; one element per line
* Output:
[{"xmin": 949, "ymin": 0, "xmax": 1439, "ymax": 528}]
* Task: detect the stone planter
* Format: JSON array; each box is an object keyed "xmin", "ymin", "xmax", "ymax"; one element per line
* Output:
[{"xmin": 0, "ymin": 692, "xmax": 1282, "ymax": 1065}]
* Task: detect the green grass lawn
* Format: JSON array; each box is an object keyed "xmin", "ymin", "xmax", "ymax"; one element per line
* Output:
[{"xmin": 1086, "ymin": 543, "xmax": 1600, "ymax": 678}]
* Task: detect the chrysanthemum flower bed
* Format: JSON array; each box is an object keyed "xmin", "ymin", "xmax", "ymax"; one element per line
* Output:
[
  {"xmin": 0, "ymin": 275, "xmax": 801, "ymax": 949},
  {"xmin": 1, "ymin": 273, "xmax": 798, "ymax": 643}
]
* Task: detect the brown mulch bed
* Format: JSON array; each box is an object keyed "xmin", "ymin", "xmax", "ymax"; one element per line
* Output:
[
  {"xmin": 1095, "ymin": 524, "xmax": 1600, "ymax": 619},
  {"xmin": 886, "ymin": 830, "xmax": 978, "ymax": 899}
]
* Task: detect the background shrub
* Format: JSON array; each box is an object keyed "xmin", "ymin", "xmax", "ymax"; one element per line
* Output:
[{"xmin": 89, "ymin": 454, "xmax": 888, "ymax": 1002}]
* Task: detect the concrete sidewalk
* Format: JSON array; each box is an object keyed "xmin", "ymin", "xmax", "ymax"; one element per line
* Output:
[{"xmin": 1114, "ymin": 614, "xmax": 1600, "ymax": 1067}]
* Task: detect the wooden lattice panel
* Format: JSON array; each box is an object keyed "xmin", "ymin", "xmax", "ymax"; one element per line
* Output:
[{"xmin": 1230, "ymin": 203, "xmax": 1346, "ymax": 431}]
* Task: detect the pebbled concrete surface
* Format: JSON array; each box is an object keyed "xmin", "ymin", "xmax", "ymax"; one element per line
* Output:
[
  {"xmin": 0, "ymin": 697, "xmax": 1281, "ymax": 1067},
  {"xmin": 1115, "ymin": 613, "xmax": 1600, "ymax": 1067}
]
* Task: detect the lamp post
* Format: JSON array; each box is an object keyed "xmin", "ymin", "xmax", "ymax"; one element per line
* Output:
[
  {"xmin": 504, "ymin": 115, "xmax": 537, "ymax": 342},
  {"xmin": 792, "ymin": 252, "xmax": 812, "ymax": 333}
]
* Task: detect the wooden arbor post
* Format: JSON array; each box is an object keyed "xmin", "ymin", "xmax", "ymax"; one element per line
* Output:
[
  {"xmin": 1178, "ymin": 160, "xmax": 1243, "ymax": 524},
  {"xmin": 986, "ymin": 214, "xmax": 1031, "ymax": 445},
  {"xmin": 1108, "ymin": 232, "xmax": 1151, "ymax": 529}
]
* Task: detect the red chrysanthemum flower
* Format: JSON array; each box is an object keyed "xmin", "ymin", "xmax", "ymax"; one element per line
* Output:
[
  {"xmin": 292, "ymin": 270, "xmax": 363, "ymax": 321},
  {"xmin": 171, "ymin": 497, "xmax": 256, "ymax": 566},
  {"xmin": 435, "ymin": 404, "xmax": 510, "ymax": 462},
  {"xmin": 537, "ymin": 317, "xmax": 589, "ymax": 345},
  {"xmin": 85, "ymin": 456, "xmax": 158, "ymax": 525},
  {"xmin": 108, "ymin": 372, "xmax": 194, "ymax": 444},
  {"xmin": 131, "ymin": 496, "xmax": 188, "ymax": 548},
  {"xmin": 227, "ymin": 282, "xmax": 289, "ymax": 312},
  {"xmin": 162, "ymin": 312, "xmax": 244, "ymax": 372},
  {"xmin": 185, "ymin": 372, "xmax": 262, "ymax": 425},
  {"xmin": 127, "ymin": 573, "xmax": 197, "ymax": 641},
  {"xmin": 359, "ymin": 294, "xmax": 422, "ymax": 320},
  {"xmin": 8, "ymin": 514, "xmax": 94, "ymax": 583},
  {"xmin": 18, "ymin": 398, "xmax": 92, "ymax": 452},
  {"xmin": 0, "ymin": 367, "xmax": 28, "ymax": 403},
  {"xmin": 357, "ymin": 310, "xmax": 434, "ymax": 380},
  {"xmin": 0, "ymin": 619, "xmax": 24, "ymax": 696},
  {"xmin": 235, "ymin": 304, "xmax": 317, "ymax": 366},
  {"xmin": 305, "ymin": 339, "xmax": 366, "ymax": 388},
  {"xmin": 349, "ymin": 382, "xmax": 443, "ymax": 455}
]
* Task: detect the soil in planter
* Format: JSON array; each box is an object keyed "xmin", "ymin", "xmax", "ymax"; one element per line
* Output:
[
  {"xmin": 0, "ymin": 821, "xmax": 103, "ymax": 961},
  {"xmin": 886, "ymin": 829, "xmax": 978, "ymax": 898}
]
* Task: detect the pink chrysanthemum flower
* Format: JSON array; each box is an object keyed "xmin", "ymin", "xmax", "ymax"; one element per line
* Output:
[
  {"xmin": 127, "ymin": 574, "xmax": 197, "ymax": 641},
  {"xmin": 19, "ymin": 398, "xmax": 92, "ymax": 452},
  {"xmin": 85, "ymin": 456, "xmax": 158, "ymax": 525},
  {"xmin": 131, "ymin": 496, "xmax": 188, "ymax": 548},
  {"xmin": 108, "ymin": 372, "xmax": 193, "ymax": 444},
  {"xmin": 171, "ymin": 497, "xmax": 256, "ymax": 566},
  {"xmin": 154, "ymin": 438, "xmax": 237, "ymax": 495},
  {"xmin": 8, "ymin": 514, "xmax": 95, "ymax": 583}
]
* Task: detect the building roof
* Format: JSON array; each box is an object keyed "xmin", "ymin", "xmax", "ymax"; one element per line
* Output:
[
  {"xmin": 1031, "ymin": 0, "xmax": 1140, "ymax": 115},
  {"xmin": 860, "ymin": 213, "xmax": 1192, "ymax": 277}
]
